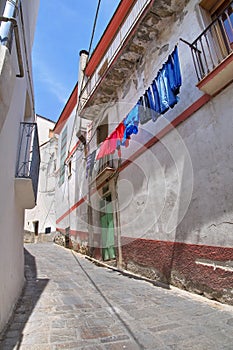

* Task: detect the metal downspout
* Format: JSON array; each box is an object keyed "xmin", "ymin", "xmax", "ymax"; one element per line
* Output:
[
  {"xmin": 0, "ymin": 16, "xmax": 24, "ymax": 77},
  {"xmin": 0, "ymin": 0, "xmax": 24, "ymax": 77}
]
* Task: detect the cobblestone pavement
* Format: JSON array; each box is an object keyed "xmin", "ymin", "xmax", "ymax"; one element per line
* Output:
[{"xmin": 1, "ymin": 242, "xmax": 233, "ymax": 350}]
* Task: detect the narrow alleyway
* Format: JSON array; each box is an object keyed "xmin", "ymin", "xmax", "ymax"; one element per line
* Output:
[{"xmin": 1, "ymin": 242, "xmax": 233, "ymax": 350}]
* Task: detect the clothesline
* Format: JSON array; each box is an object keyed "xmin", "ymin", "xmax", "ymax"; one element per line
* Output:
[{"xmin": 86, "ymin": 45, "xmax": 182, "ymax": 178}]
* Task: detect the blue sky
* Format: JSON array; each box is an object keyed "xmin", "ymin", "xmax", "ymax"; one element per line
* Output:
[{"xmin": 32, "ymin": 0, "xmax": 121, "ymax": 122}]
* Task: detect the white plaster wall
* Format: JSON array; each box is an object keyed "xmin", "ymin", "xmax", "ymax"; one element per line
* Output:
[
  {"xmin": 24, "ymin": 116, "xmax": 57, "ymax": 234},
  {"xmin": 0, "ymin": 82, "xmax": 31, "ymax": 332},
  {"xmin": 115, "ymin": 0, "xmax": 233, "ymax": 248},
  {"xmin": 118, "ymin": 83, "xmax": 233, "ymax": 247},
  {"xmin": 0, "ymin": 0, "xmax": 39, "ymax": 333},
  {"xmin": 55, "ymin": 109, "xmax": 89, "ymax": 234},
  {"xmin": 77, "ymin": 0, "xmax": 233, "ymax": 250},
  {"xmin": 36, "ymin": 116, "xmax": 55, "ymax": 144},
  {"xmin": 25, "ymin": 140, "xmax": 57, "ymax": 234},
  {"xmin": 55, "ymin": 0, "xmax": 233, "ymax": 253}
]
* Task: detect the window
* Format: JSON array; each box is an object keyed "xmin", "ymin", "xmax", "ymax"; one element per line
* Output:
[
  {"xmin": 68, "ymin": 160, "xmax": 72, "ymax": 178},
  {"xmin": 97, "ymin": 115, "xmax": 108, "ymax": 146},
  {"xmin": 0, "ymin": 1, "xmax": 6, "ymax": 17},
  {"xmin": 200, "ymin": 0, "xmax": 233, "ymax": 48}
]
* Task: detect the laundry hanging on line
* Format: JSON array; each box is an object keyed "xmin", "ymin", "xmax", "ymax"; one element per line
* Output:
[
  {"xmin": 121, "ymin": 105, "xmax": 140, "ymax": 146},
  {"xmin": 93, "ymin": 45, "xmax": 182, "ymax": 160},
  {"xmin": 86, "ymin": 149, "xmax": 96, "ymax": 178},
  {"xmin": 96, "ymin": 122, "xmax": 125, "ymax": 160},
  {"xmin": 139, "ymin": 45, "xmax": 182, "ymax": 122}
]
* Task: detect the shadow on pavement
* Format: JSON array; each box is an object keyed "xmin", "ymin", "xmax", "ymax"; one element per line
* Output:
[{"xmin": 0, "ymin": 247, "xmax": 49, "ymax": 350}]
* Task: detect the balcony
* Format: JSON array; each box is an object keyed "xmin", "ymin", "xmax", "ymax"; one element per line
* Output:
[
  {"xmin": 15, "ymin": 122, "xmax": 40, "ymax": 209},
  {"xmin": 190, "ymin": 2, "xmax": 233, "ymax": 95},
  {"xmin": 90, "ymin": 153, "xmax": 116, "ymax": 187},
  {"xmin": 79, "ymin": 0, "xmax": 151, "ymax": 113},
  {"xmin": 79, "ymin": 0, "xmax": 189, "ymax": 118}
]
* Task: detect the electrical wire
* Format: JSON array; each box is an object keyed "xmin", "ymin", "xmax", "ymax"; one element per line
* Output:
[
  {"xmin": 67, "ymin": 0, "xmax": 102, "ymax": 154},
  {"xmin": 58, "ymin": 0, "xmax": 103, "ymax": 234}
]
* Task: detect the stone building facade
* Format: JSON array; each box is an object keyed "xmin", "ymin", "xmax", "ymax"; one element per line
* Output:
[{"xmin": 55, "ymin": 0, "xmax": 233, "ymax": 304}]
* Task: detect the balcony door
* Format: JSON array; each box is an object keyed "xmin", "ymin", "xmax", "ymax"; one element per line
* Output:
[
  {"xmin": 201, "ymin": 0, "xmax": 233, "ymax": 51},
  {"xmin": 100, "ymin": 193, "xmax": 116, "ymax": 261}
]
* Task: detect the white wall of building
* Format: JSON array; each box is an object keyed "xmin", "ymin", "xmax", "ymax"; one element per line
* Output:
[
  {"xmin": 53, "ymin": 0, "xmax": 233, "ymax": 303},
  {"xmin": 24, "ymin": 116, "xmax": 57, "ymax": 234},
  {"xmin": 55, "ymin": 108, "xmax": 89, "ymax": 237},
  {"xmin": 0, "ymin": 0, "xmax": 39, "ymax": 333}
]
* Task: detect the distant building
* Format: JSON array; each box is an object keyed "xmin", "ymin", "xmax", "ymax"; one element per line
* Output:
[
  {"xmin": 0, "ymin": 0, "xmax": 40, "ymax": 332},
  {"xmin": 24, "ymin": 115, "xmax": 57, "ymax": 237},
  {"xmin": 55, "ymin": 0, "xmax": 233, "ymax": 304}
]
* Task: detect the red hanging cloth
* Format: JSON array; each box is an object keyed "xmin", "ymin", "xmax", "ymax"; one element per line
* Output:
[{"xmin": 96, "ymin": 122, "xmax": 125, "ymax": 160}]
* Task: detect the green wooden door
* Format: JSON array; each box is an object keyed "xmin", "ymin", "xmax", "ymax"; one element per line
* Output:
[{"xmin": 100, "ymin": 195, "xmax": 116, "ymax": 261}]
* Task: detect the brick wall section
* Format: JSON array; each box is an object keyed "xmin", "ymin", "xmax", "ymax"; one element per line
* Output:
[{"xmin": 121, "ymin": 238, "xmax": 233, "ymax": 305}]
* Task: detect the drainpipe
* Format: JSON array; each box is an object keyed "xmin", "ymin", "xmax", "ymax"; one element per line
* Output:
[
  {"xmin": 0, "ymin": 0, "xmax": 24, "ymax": 78},
  {"xmin": 0, "ymin": 0, "xmax": 19, "ymax": 48},
  {"xmin": 114, "ymin": 164, "xmax": 123, "ymax": 269},
  {"xmin": 77, "ymin": 50, "xmax": 95, "ymax": 256},
  {"xmin": 76, "ymin": 50, "xmax": 89, "ymax": 139}
]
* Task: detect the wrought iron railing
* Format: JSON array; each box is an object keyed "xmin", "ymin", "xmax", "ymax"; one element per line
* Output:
[
  {"xmin": 191, "ymin": 2, "xmax": 233, "ymax": 81},
  {"xmin": 97, "ymin": 153, "xmax": 115, "ymax": 175},
  {"xmin": 15, "ymin": 122, "xmax": 40, "ymax": 200},
  {"xmin": 79, "ymin": 0, "xmax": 151, "ymax": 110},
  {"xmin": 90, "ymin": 153, "xmax": 115, "ymax": 181}
]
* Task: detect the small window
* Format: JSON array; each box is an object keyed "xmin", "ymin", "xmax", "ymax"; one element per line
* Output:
[
  {"xmin": 68, "ymin": 160, "xmax": 72, "ymax": 178},
  {"xmin": 97, "ymin": 115, "xmax": 108, "ymax": 146}
]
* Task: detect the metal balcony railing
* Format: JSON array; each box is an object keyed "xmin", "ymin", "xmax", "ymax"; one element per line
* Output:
[
  {"xmin": 80, "ymin": 0, "xmax": 151, "ymax": 110},
  {"xmin": 191, "ymin": 1, "xmax": 233, "ymax": 81},
  {"xmin": 15, "ymin": 122, "xmax": 40, "ymax": 200},
  {"xmin": 90, "ymin": 153, "xmax": 116, "ymax": 181},
  {"xmin": 97, "ymin": 153, "xmax": 115, "ymax": 175}
]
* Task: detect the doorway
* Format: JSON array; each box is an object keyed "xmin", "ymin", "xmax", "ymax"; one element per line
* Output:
[
  {"xmin": 33, "ymin": 221, "xmax": 39, "ymax": 236},
  {"xmin": 100, "ymin": 193, "xmax": 116, "ymax": 261}
]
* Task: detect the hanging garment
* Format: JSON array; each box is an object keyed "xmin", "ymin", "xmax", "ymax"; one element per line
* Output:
[
  {"xmin": 96, "ymin": 122, "xmax": 125, "ymax": 160},
  {"xmin": 156, "ymin": 70, "xmax": 170, "ymax": 114},
  {"xmin": 96, "ymin": 131, "xmax": 117, "ymax": 160},
  {"xmin": 122, "ymin": 104, "xmax": 139, "ymax": 145},
  {"xmin": 151, "ymin": 79, "xmax": 161, "ymax": 114},
  {"xmin": 116, "ymin": 122, "xmax": 125, "ymax": 143},
  {"xmin": 89, "ymin": 150, "xmax": 96, "ymax": 178},
  {"xmin": 145, "ymin": 87, "xmax": 160, "ymax": 122},
  {"xmin": 116, "ymin": 122, "xmax": 126, "ymax": 155},
  {"xmin": 138, "ymin": 96, "xmax": 150, "ymax": 125},
  {"xmin": 162, "ymin": 64, "xmax": 178, "ymax": 108},
  {"xmin": 86, "ymin": 150, "xmax": 96, "ymax": 178},
  {"xmin": 170, "ymin": 45, "xmax": 182, "ymax": 94}
]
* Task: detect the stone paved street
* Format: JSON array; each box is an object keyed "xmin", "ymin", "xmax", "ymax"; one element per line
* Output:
[{"xmin": 1, "ymin": 242, "xmax": 233, "ymax": 350}]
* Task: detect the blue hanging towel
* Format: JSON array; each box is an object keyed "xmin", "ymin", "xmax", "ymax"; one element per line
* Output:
[
  {"xmin": 151, "ymin": 79, "xmax": 161, "ymax": 114},
  {"xmin": 163, "ymin": 64, "xmax": 178, "ymax": 108},
  {"xmin": 170, "ymin": 45, "xmax": 182, "ymax": 94},
  {"xmin": 122, "ymin": 104, "xmax": 139, "ymax": 145},
  {"xmin": 146, "ymin": 86, "xmax": 160, "ymax": 122},
  {"xmin": 156, "ymin": 70, "xmax": 169, "ymax": 114}
]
